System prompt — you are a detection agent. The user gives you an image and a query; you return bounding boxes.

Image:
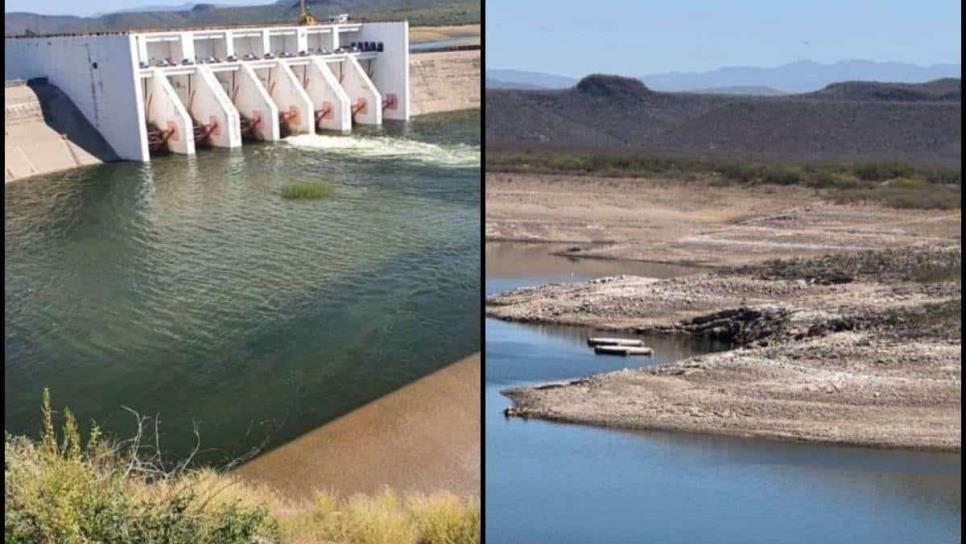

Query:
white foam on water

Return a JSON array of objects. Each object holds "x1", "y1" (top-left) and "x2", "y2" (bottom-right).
[{"x1": 284, "y1": 134, "x2": 480, "y2": 168}]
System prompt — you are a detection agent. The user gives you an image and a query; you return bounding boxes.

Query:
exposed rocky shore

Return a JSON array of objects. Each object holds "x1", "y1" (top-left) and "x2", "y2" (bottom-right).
[{"x1": 490, "y1": 246, "x2": 961, "y2": 451}]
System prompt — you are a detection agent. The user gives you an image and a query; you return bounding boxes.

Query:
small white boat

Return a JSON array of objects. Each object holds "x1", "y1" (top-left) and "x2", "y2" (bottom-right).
[
  {"x1": 587, "y1": 337, "x2": 644, "y2": 347},
  {"x1": 594, "y1": 345, "x2": 653, "y2": 356}
]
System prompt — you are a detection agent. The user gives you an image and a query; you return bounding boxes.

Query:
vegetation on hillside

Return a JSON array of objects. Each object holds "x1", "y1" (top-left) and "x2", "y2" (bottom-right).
[
  {"x1": 486, "y1": 75, "x2": 961, "y2": 165},
  {"x1": 5, "y1": 0, "x2": 480, "y2": 35},
  {"x1": 5, "y1": 390, "x2": 480, "y2": 544},
  {"x1": 487, "y1": 153, "x2": 961, "y2": 210}
]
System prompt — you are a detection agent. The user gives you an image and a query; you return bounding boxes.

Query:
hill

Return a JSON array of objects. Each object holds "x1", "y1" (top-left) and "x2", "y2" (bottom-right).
[
  {"x1": 688, "y1": 85, "x2": 787, "y2": 96},
  {"x1": 486, "y1": 78, "x2": 545, "y2": 90},
  {"x1": 4, "y1": 0, "x2": 480, "y2": 34},
  {"x1": 484, "y1": 69, "x2": 577, "y2": 90},
  {"x1": 486, "y1": 74, "x2": 962, "y2": 164},
  {"x1": 807, "y1": 78, "x2": 961, "y2": 102},
  {"x1": 486, "y1": 61, "x2": 961, "y2": 94},
  {"x1": 642, "y1": 60, "x2": 962, "y2": 93}
]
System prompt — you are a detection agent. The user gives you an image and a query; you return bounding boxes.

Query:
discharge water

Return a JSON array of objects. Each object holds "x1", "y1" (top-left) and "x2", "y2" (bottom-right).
[
  {"x1": 4, "y1": 110, "x2": 480, "y2": 463},
  {"x1": 485, "y1": 242, "x2": 961, "y2": 544}
]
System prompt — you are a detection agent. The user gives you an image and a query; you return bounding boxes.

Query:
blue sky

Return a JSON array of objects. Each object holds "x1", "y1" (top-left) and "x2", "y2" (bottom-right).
[
  {"x1": 5, "y1": 0, "x2": 271, "y2": 17},
  {"x1": 487, "y1": 0, "x2": 962, "y2": 76}
]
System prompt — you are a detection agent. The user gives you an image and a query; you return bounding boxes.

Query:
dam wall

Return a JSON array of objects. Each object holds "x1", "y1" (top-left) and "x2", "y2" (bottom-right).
[
  {"x1": 5, "y1": 82, "x2": 117, "y2": 183},
  {"x1": 410, "y1": 49, "x2": 480, "y2": 115},
  {"x1": 6, "y1": 21, "x2": 410, "y2": 162},
  {"x1": 357, "y1": 21, "x2": 410, "y2": 121},
  {"x1": 5, "y1": 35, "x2": 149, "y2": 162},
  {"x1": 6, "y1": 27, "x2": 476, "y2": 180}
]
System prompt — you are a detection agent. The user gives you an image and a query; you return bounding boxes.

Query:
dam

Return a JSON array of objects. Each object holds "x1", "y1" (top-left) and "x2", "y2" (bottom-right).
[{"x1": 5, "y1": 20, "x2": 410, "y2": 161}]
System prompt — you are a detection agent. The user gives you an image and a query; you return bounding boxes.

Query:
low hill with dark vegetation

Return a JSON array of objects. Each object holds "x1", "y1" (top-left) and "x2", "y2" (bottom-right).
[
  {"x1": 486, "y1": 74, "x2": 962, "y2": 165},
  {"x1": 807, "y1": 78, "x2": 961, "y2": 102},
  {"x1": 4, "y1": 0, "x2": 479, "y2": 34}
]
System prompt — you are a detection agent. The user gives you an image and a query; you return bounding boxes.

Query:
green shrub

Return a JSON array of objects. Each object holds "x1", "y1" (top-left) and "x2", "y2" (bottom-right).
[
  {"x1": 804, "y1": 166, "x2": 858, "y2": 188},
  {"x1": 852, "y1": 162, "x2": 915, "y2": 181},
  {"x1": 547, "y1": 155, "x2": 588, "y2": 171},
  {"x1": 4, "y1": 390, "x2": 276, "y2": 544},
  {"x1": 884, "y1": 177, "x2": 930, "y2": 190},
  {"x1": 717, "y1": 163, "x2": 763, "y2": 182},
  {"x1": 280, "y1": 182, "x2": 333, "y2": 200},
  {"x1": 6, "y1": 392, "x2": 482, "y2": 544},
  {"x1": 923, "y1": 167, "x2": 961, "y2": 185},
  {"x1": 762, "y1": 166, "x2": 803, "y2": 185},
  {"x1": 830, "y1": 183, "x2": 960, "y2": 210}
]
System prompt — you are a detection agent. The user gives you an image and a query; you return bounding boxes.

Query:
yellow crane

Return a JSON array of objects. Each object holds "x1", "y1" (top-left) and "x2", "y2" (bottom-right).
[{"x1": 297, "y1": 0, "x2": 317, "y2": 25}]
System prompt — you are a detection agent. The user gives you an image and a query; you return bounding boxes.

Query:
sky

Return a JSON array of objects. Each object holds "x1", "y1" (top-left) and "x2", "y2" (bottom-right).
[
  {"x1": 487, "y1": 0, "x2": 962, "y2": 76},
  {"x1": 5, "y1": 0, "x2": 272, "y2": 17}
]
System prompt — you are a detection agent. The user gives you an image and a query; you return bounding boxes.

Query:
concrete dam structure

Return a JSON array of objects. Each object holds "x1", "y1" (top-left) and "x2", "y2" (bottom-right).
[
  {"x1": 5, "y1": 80, "x2": 119, "y2": 182},
  {"x1": 5, "y1": 20, "x2": 410, "y2": 162},
  {"x1": 410, "y1": 49, "x2": 480, "y2": 115}
]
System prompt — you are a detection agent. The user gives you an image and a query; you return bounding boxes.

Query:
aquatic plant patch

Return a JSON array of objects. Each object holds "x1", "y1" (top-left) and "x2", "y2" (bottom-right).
[{"x1": 280, "y1": 182, "x2": 333, "y2": 200}]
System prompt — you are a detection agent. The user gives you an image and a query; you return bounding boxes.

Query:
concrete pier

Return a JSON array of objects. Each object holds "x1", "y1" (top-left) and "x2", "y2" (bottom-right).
[
  {"x1": 297, "y1": 58, "x2": 351, "y2": 133},
  {"x1": 214, "y1": 63, "x2": 280, "y2": 142},
  {"x1": 251, "y1": 61, "x2": 314, "y2": 137},
  {"x1": 144, "y1": 69, "x2": 195, "y2": 155},
  {"x1": 340, "y1": 55, "x2": 382, "y2": 126}
]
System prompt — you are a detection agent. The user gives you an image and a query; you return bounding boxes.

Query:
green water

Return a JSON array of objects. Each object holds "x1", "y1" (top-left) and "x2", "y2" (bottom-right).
[{"x1": 5, "y1": 111, "x2": 480, "y2": 463}]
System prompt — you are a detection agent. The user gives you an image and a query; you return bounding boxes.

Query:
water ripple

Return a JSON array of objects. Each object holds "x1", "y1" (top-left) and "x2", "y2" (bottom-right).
[{"x1": 5, "y1": 112, "x2": 481, "y2": 461}]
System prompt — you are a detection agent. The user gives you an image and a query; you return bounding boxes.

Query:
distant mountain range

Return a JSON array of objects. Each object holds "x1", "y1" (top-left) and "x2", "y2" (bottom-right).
[
  {"x1": 643, "y1": 60, "x2": 962, "y2": 94},
  {"x1": 485, "y1": 78, "x2": 545, "y2": 91},
  {"x1": 5, "y1": 0, "x2": 479, "y2": 34},
  {"x1": 487, "y1": 60, "x2": 962, "y2": 95},
  {"x1": 486, "y1": 74, "x2": 961, "y2": 164},
  {"x1": 485, "y1": 69, "x2": 578, "y2": 90},
  {"x1": 90, "y1": 3, "x2": 253, "y2": 16},
  {"x1": 682, "y1": 85, "x2": 787, "y2": 96}
]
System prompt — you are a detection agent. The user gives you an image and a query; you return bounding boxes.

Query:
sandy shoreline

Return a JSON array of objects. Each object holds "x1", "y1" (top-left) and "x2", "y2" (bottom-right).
[
  {"x1": 236, "y1": 354, "x2": 480, "y2": 498},
  {"x1": 487, "y1": 174, "x2": 961, "y2": 451},
  {"x1": 485, "y1": 172, "x2": 960, "y2": 266},
  {"x1": 410, "y1": 24, "x2": 480, "y2": 44}
]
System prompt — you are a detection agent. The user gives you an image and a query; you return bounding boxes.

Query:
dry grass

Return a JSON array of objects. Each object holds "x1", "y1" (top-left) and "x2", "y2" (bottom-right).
[
  {"x1": 5, "y1": 391, "x2": 480, "y2": 544},
  {"x1": 828, "y1": 177, "x2": 961, "y2": 210},
  {"x1": 486, "y1": 153, "x2": 961, "y2": 210}
]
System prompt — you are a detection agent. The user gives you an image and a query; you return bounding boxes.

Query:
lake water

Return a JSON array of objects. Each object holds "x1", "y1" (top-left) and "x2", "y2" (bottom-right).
[
  {"x1": 5, "y1": 111, "x2": 480, "y2": 463},
  {"x1": 485, "y1": 243, "x2": 961, "y2": 544}
]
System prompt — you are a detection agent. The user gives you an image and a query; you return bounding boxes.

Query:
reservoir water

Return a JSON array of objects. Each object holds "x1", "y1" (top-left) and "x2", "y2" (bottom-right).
[
  {"x1": 485, "y1": 242, "x2": 961, "y2": 544},
  {"x1": 5, "y1": 111, "x2": 480, "y2": 462},
  {"x1": 410, "y1": 36, "x2": 480, "y2": 52}
]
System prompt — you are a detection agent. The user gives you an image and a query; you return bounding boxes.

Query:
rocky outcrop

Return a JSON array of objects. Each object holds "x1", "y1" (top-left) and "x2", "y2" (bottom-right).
[{"x1": 489, "y1": 246, "x2": 961, "y2": 450}]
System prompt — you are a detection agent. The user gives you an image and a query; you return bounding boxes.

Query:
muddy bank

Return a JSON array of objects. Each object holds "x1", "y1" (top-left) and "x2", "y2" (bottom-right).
[
  {"x1": 485, "y1": 173, "x2": 961, "y2": 267},
  {"x1": 491, "y1": 247, "x2": 961, "y2": 451},
  {"x1": 236, "y1": 354, "x2": 480, "y2": 498}
]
